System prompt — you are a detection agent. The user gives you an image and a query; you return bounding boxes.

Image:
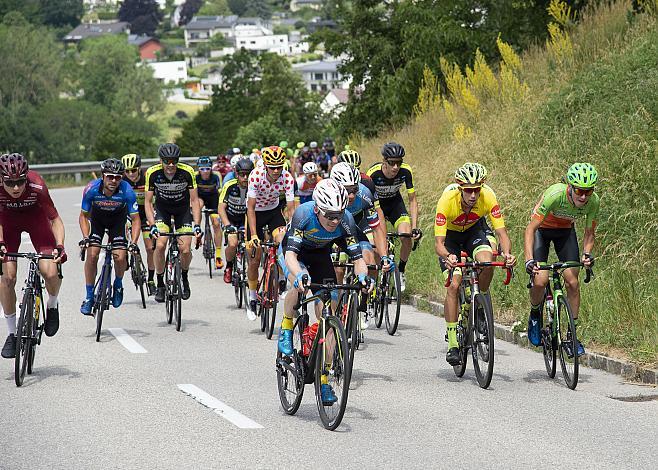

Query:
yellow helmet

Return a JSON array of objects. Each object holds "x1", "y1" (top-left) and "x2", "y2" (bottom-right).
[
  {"x1": 262, "y1": 146, "x2": 286, "y2": 167},
  {"x1": 121, "y1": 153, "x2": 141, "y2": 170}
]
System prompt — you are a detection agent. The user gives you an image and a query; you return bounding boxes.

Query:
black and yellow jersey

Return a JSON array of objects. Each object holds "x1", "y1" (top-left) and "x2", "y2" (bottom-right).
[
  {"x1": 195, "y1": 172, "x2": 221, "y2": 196},
  {"x1": 366, "y1": 162, "x2": 415, "y2": 200},
  {"x1": 219, "y1": 178, "x2": 247, "y2": 220},
  {"x1": 122, "y1": 169, "x2": 146, "y2": 206},
  {"x1": 145, "y1": 163, "x2": 196, "y2": 208}
]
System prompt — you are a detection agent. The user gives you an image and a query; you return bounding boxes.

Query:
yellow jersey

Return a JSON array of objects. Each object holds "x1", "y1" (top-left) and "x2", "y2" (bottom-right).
[{"x1": 434, "y1": 185, "x2": 505, "y2": 237}]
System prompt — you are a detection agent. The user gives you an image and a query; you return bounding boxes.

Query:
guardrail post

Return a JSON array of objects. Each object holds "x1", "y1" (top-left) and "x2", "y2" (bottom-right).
[{"x1": 75, "y1": 172, "x2": 82, "y2": 183}]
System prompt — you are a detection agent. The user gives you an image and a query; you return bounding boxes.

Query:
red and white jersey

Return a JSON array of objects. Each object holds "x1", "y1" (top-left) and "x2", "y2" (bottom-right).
[
  {"x1": 0, "y1": 170, "x2": 59, "y2": 223},
  {"x1": 247, "y1": 167, "x2": 295, "y2": 211}
]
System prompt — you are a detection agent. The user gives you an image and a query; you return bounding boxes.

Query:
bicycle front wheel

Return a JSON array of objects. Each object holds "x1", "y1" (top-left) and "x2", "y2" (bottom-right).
[
  {"x1": 384, "y1": 268, "x2": 402, "y2": 335},
  {"x1": 234, "y1": 252, "x2": 243, "y2": 308},
  {"x1": 15, "y1": 291, "x2": 33, "y2": 387},
  {"x1": 345, "y1": 293, "x2": 359, "y2": 381},
  {"x1": 276, "y1": 317, "x2": 306, "y2": 415},
  {"x1": 314, "y1": 315, "x2": 350, "y2": 431},
  {"x1": 27, "y1": 294, "x2": 41, "y2": 375},
  {"x1": 453, "y1": 305, "x2": 468, "y2": 378},
  {"x1": 557, "y1": 295, "x2": 579, "y2": 390},
  {"x1": 471, "y1": 293, "x2": 494, "y2": 389},
  {"x1": 174, "y1": 263, "x2": 183, "y2": 332},
  {"x1": 165, "y1": 259, "x2": 174, "y2": 324},
  {"x1": 265, "y1": 263, "x2": 278, "y2": 340},
  {"x1": 541, "y1": 300, "x2": 557, "y2": 379},
  {"x1": 135, "y1": 256, "x2": 147, "y2": 309},
  {"x1": 373, "y1": 272, "x2": 386, "y2": 329},
  {"x1": 95, "y1": 270, "x2": 111, "y2": 342}
]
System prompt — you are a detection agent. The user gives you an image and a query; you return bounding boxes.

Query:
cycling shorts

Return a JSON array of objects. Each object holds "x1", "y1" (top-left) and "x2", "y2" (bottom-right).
[
  {"x1": 380, "y1": 195, "x2": 410, "y2": 229},
  {"x1": 278, "y1": 244, "x2": 336, "y2": 295},
  {"x1": 248, "y1": 207, "x2": 286, "y2": 240},
  {"x1": 199, "y1": 192, "x2": 219, "y2": 215},
  {"x1": 90, "y1": 211, "x2": 128, "y2": 249},
  {"x1": 533, "y1": 227, "x2": 579, "y2": 263},
  {"x1": 439, "y1": 224, "x2": 492, "y2": 280},
  {"x1": 2, "y1": 211, "x2": 59, "y2": 261},
  {"x1": 154, "y1": 204, "x2": 193, "y2": 233}
]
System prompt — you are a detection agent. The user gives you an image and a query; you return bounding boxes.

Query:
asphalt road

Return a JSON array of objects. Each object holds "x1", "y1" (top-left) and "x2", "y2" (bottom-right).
[{"x1": 1, "y1": 186, "x2": 656, "y2": 469}]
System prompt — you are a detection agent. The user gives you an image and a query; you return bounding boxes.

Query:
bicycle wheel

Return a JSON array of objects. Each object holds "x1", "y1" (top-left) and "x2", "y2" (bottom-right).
[
  {"x1": 134, "y1": 255, "x2": 147, "y2": 309},
  {"x1": 234, "y1": 252, "x2": 243, "y2": 308},
  {"x1": 95, "y1": 267, "x2": 111, "y2": 343},
  {"x1": 384, "y1": 268, "x2": 402, "y2": 335},
  {"x1": 203, "y1": 227, "x2": 213, "y2": 279},
  {"x1": 314, "y1": 315, "x2": 350, "y2": 431},
  {"x1": 345, "y1": 293, "x2": 359, "y2": 381},
  {"x1": 374, "y1": 272, "x2": 386, "y2": 329},
  {"x1": 174, "y1": 262, "x2": 183, "y2": 332},
  {"x1": 541, "y1": 299, "x2": 557, "y2": 379},
  {"x1": 27, "y1": 294, "x2": 41, "y2": 375},
  {"x1": 557, "y1": 295, "x2": 579, "y2": 390},
  {"x1": 453, "y1": 300, "x2": 469, "y2": 378},
  {"x1": 276, "y1": 316, "x2": 306, "y2": 415},
  {"x1": 165, "y1": 258, "x2": 174, "y2": 325},
  {"x1": 265, "y1": 263, "x2": 278, "y2": 340},
  {"x1": 471, "y1": 293, "x2": 495, "y2": 389},
  {"x1": 14, "y1": 291, "x2": 33, "y2": 387}
]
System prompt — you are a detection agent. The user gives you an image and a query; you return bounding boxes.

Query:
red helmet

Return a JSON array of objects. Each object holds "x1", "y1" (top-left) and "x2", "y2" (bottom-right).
[{"x1": 0, "y1": 153, "x2": 29, "y2": 179}]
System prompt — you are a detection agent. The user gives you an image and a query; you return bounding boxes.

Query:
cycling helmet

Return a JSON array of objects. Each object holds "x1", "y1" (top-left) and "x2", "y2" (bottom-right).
[
  {"x1": 235, "y1": 158, "x2": 255, "y2": 173},
  {"x1": 262, "y1": 146, "x2": 286, "y2": 167},
  {"x1": 197, "y1": 156, "x2": 212, "y2": 168},
  {"x1": 337, "y1": 149, "x2": 362, "y2": 169},
  {"x1": 121, "y1": 153, "x2": 141, "y2": 170},
  {"x1": 309, "y1": 141, "x2": 318, "y2": 149},
  {"x1": 313, "y1": 178, "x2": 348, "y2": 212},
  {"x1": 101, "y1": 158, "x2": 124, "y2": 175},
  {"x1": 381, "y1": 142, "x2": 405, "y2": 159},
  {"x1": 230, "y1": 155, "x2": 241, "y2": 168},
  {"x1": 566, "y1": 162, "x2": 598, "y2": 188},
  {"x1": 454, "y1": 162, "x2": 487, "y2": 187},
  {"x1": 279, "y1": 140, "x2": 289, "y2": 149},
  {"x1": 323, "y1": 138, "x2": 334, "y2": 149},
  {"x1": 158, "y1": 143, "x2": 180, "y2": 159},
  {"x1": 0, "y1": 153, "x2": 29, "y2": 179},
  {"x1": 296, "y1": 141, "x2": 305, "y2": 150},
  {"x1": 302, "y1": 162, "x2": 318, "y2": 174},
  {"x1": 330, "y1": 162, "x2": 361, "y2": 186},
  {"x1": 226, "y1": 148, "x2": 235, "y2": 157},
  {"x1": 232, "y1": 147, "x2": 241, "y2": 155}
]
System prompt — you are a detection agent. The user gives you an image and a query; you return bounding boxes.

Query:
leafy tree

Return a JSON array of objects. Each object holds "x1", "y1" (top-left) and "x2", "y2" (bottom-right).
[
  {"x1": 179, "y1": 0, "x2": 203, "y2": 26},
  {"x1": 227, "y1": 0, "x2": 248, "y2": 16},
  {"x1": 244, "y1": 0, "x2": 272, "y2": 20},
  {"x1": 40, "y1": 0, "x2": 84, "y2": 28},
  {"x1": 199, "y1": 0, "x2": 231, "y2": 16},
  {"x1": 234, "y1": 115, "x2": 286, "y2": 150},
  {"x1": 118, "y1": 0, "x2": 163, "y2": 35},
  {"x1": 94, "y1": 116, "x2": 160, "y2": 159}
]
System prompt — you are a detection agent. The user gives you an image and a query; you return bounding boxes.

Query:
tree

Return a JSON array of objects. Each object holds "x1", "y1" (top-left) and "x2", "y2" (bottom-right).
[
  {"x1": 244, "y1": 0, "x2": 272, "y2": 20},
  {"x1": 179, "y1": 0, "x2": 203, "y2": 26},
  {"x1": 199, "y1": 0, "x2": 231, "y2": 16},
  {"x1": 118, "y1": 0, "x2": 163, "y2": 36},
  {"x1": 40, "y1": 0, "x2": 84, "y2": 28},
  {"x1": 227, "y1": 0, "x2": 248, "y2": 16}
]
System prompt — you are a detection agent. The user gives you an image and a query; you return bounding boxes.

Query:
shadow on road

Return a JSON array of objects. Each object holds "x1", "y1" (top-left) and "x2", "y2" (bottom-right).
[
  {"x1": 349, "y1": 370, "x2": 394, "y2": 391},
  {"x1": 5, "y1": 365, "x2": 82, "y2": 387}
]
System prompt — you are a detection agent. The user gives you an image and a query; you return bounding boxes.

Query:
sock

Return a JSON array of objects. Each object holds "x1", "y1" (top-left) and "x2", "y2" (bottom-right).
[
  {"x1": 85, "y1": 284, "x2": 94, "y2": 299},
  {"x1": 281, "y1": 315, "x2": 294, "y2": 330},
  {"x1": 148, "y1": 269, "x2": 154, "y2": 281},
  {"x1": 182, "y1": 269, "x2": 188, "y2": 279},
  {"x1": 250, "y1": 290, "x2": 257, "y2": 301},
  {"x1": 446, "y1": 322, "x2": 458, "y2": 349},
  {"x1": 248, "y1": 279, "x2": 258, "y2": 291},
  {"x1": 47, "y1": 294, "x2": 58, "y2": 308},
  {"x1": 227, "y1": 260, "x2": 234, "y2": 269},
  {"x1": 157, "y1": 273, "x2": 164, "y2": 287},
  {"x1": 5, "y1": 314, "x2": 17, "y2": 336},
  {"x1": 113, "y1": 276, "x2": 123, "y2": 288},
  {"x1": 530, "y1": 303, "x2": 541, "y2": 319},
  {"x1": 398, "y1": 259, "x2": 407, "y2": 273},
  {"x1": 215, "y1": 247, "x2": 221, "y2": 258},
  {"x1": 320, "y1": 373, "x2": 328, "y2": 385}
]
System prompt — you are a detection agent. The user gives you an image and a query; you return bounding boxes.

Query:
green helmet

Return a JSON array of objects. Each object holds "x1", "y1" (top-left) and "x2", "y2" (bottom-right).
[
  {"x1": 337, "y1": 149, "x2": 362, "y2": 169},
  {"x1": 279, "y1": 140, "x2": 288, "y2": 149},
  {"x1": 566, "y1": 163, "x2": 598, "y2": 188}
]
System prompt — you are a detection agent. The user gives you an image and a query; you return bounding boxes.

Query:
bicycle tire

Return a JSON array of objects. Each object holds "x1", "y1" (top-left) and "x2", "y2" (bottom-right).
[
  {"x1": 276, "y1": 316, "x2": 306, "y2": 415},
  {"x1": 95, "y1": 265, "x2": 111, "y2": 343},
  {"x1": 265, "y1": 263, "x2": 278, "y2": 340},
  {"x1": 541, "y1": 298, "x2": 557, "y2": 379},
  {"x1": 165, "y1": 257, "x2": 174, "y2": 324},
  {"x1": 471, "y1": 293, "x2": 494, "y2": 389},
  {"x1": 557, "y1": 295, "x2": 579, "y2": 390},
  {"x1": 453, "y1": 294, "x2": 468, "y2": 378},
  {"x1": 234, "y1": 252, "x2": 243, "y2": 308},
  {"x1": 374, "y1": 271, "x2": 386, "y2": 329},
  {"x1": 27, "y1": 294, "x2": 41, "y2": 375},
  {"x1": 14, "y1": 291, "x2": 33, "y2": 387},
  {"x1": 314, "y1": 315, "x2": 350, "y2": 431},
  {"x1": 384, "y1": 268, "x2": 402, "y2": 335},
  {"x1": 345, "y1": 293, "x2": 359, "y2": 381},
  {"x1": 175, "y1": 262, "x2": 183, "y2": 332}
]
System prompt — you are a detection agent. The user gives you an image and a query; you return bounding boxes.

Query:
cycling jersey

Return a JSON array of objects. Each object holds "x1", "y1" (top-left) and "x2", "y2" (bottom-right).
[
  {"x1": 347, "y1": 183, "x2": 379, "y2": 229},
  {"x1": 532, "y1": 183, "x2": 599, "y2": 229},
  {"x1": 223, "y1": 171, "x2": 235, "y2": 186},
  {"x1": 145, "y1": 163, "x2": 196, "y2": 208},
  {"x1": 247, "y1": 166, "x2": 295, "y2": 211},
  {"x1": 220, "y1": 178, "x2": 247, "y2": 224},
  {"x1": 366, "y1": 163, "x2": 415, "y2": 200},
  {"x1": 123, "y1": 170, "x2": 146, "y2": 206},
  {"x1": 195, "y1": 172, "x2": 221, "y2": 196},
  {"x1": 360, "y1": 172, "x2": 377, "y2": 200},
  {"x1": 295, "y1": 175, "x2": 322, "y2": 205},
  {"x1": 0, "y1": 170, "x2": 59, "y2": 221},
  {"x1": 434, "y1": 185, "x2": 505, "y2": 237},
  {"x1": 81, "y1": 179, "x2": 138, "y2": 217}
]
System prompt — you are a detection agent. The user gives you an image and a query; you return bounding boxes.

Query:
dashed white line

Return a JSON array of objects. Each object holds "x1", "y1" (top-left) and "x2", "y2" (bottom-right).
[
  {"x1": 108, "y1": 328, "x2": 148, "y2": 353},
  {"x1": 177, "y1": 384, "x2": 263, "y2": 429}
]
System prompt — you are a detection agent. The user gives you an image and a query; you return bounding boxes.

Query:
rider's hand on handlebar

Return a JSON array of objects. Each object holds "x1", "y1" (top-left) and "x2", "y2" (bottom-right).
[
  {"x1": 128, "y1": 242, "x2": 139, "y2": 254},
  {"x1": 381, "y1": 255, "x2": 395, "y2": 272},
  {"x1": 444, "y1": 254, "x2": 459, "y2": 270},
  {"x1": 411, "y1": 228, "x2": 423, "y2": 240},
  {"x1": 247, "y1": 235, "x2": 260, "y2": 250},
  {"x1": 357, "y1": 273, "x2": 375, "y2": 293},
  {"x1": 224, "y1": 224, "x2": 237, "y2": 234},
  {"x1": 502, "y1": 252, "x2": 517, "y2": 268},
  {"x1": 149, "y1": 225, "x2": 160, "y2": 239},
  {"x1": 52, "y1": 244, "x2": 65, "y2": 263},
  {"x1": 582, "y1": 252, "x2": 595, "y2": 268},
  {"x1": 0, "y1": 241, "x2": 6, "y2": 261},
  {"x1": 293, "y1": 272, "x2": 308, "y2": 293},
  {"x1": 78, "y1": 238, "x2": 90, "y2": 249},
  {"x1": 193, "y1": 224, "x2": 202, "y2": 238},
  {"x1": 525, "y1": 259, "x2": 538, "y2": 275}
]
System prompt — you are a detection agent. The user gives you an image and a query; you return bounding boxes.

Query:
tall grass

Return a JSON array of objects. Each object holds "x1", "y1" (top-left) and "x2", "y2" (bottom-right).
[{"x1": 356, "y1": 1, "x2": 658, "y2": 365}]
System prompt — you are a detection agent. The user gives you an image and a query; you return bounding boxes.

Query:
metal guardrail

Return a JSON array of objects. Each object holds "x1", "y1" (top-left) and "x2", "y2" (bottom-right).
[{"x1": 31, "y1": 157, "x2": 199, "y2": 176}]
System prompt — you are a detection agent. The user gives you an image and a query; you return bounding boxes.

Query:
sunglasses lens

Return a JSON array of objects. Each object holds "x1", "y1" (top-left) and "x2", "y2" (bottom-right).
[
  {"x1": 4, "y1": 178, "x2": 26, "y2": 186},
  {"x1": 574, "y1": 187, "x2": 593, "y2": 196}
]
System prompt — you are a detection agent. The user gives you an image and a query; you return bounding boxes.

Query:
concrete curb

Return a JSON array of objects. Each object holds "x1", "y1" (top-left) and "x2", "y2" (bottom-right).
[{"x1": 407, "y1": 294, "x2": 658, "y2": 386}]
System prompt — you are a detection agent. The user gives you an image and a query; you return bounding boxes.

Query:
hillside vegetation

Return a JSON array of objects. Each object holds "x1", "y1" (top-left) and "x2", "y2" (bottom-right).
[{"x1": 356, "y1": 1, "x2": 658, "y2": 365}]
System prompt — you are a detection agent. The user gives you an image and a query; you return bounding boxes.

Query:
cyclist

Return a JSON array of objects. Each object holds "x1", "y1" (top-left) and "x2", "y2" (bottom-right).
[
  {"x1": 366, "y1": 142, "x2": 422, "y2": 291},
  {"x1": 434, "y1": 163, "x2": 516, "y2": 366},
  {"x1": 196, "y1": 156, "x2": 224, "y2": 269},
  {"x1": 277, "y1": 178, "x2": 373, "y2": 404},
  {"x1": 223, "y1": 155, "x2": 242, "y2": 186},
  {"x1": 279, "y1": 140, "x2": 295, "y2": 174},
  {"x1": 121, "y1": 153, "x2": 156, "y2": 293},
  {"x1": 245, "y1": 145, "x2": 295, "y2": 320},
  {"x1": 295, "y1": 145, "x2": 312, "y2": 175},
  {"x1": 212, "y1": 153, "x2": 230, "y2": 178},
  {"x1": 219, "y1": 158, "x2": 253, "y2": 283},
  {"x1": 79, "y1": 159, "x2": 140, "y2": 315},
  {"x1": 145, "y1": 143, "x2": 202, "y2": 302},
  {"x1": 295, "y1": 162, "x2": 322, "y2": 207},
  {"x1": 0, "y1": 153, "x2": 66, "y2": 359},
  {"x1": 524, "y1": 163, "x2": 599, "y2": 357},
  {"x1": 337, "y1": 149, "x2": 376, "y2": 199}
]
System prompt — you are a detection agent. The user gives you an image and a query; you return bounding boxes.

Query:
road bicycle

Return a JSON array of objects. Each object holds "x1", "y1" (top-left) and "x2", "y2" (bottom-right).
[
  {"x1": 528, "y1": 261, "x2": 593, "y2": 390},
  {"x1": 275, "y1": 278, "x2": 361, "y2": 431},
  {"x1": 1, "y1": 253, "x2": 62, "y2": 387},
  {"x1": 446, "y1": 254, "x2": 513, "y2": 389},
  {"x1": 226, "y1": 228, "x2": 248, "y2": 310},
  {"x1": 201, "y1": 208, "x2": 216, "y2": 279},
  {"x1": 254, "y1": 227, "x2": 279, "y2": 339},
  {"x1": 128, "y1": 246, "x2": 148, "y2": 309},
  {"x1": 159, "y1": 231, "x2": 195, "y2": 332}
]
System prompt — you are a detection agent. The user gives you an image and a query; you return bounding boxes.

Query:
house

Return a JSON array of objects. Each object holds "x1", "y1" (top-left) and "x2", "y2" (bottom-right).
[
  {"x1": 183, "y1": 15, "x2": 238, "y2": 48},
  {"x1": 292, "y1": 60, "x2": 346, "y2": 93},
  {"x1": 128, "y1": 35, "x2": 163, "y2": 61},
  {"x1": 290, "y1": 0, "x2": 323, "y2": 12},
  {"x1": 321, "y1": 88, "x2": 349, "y2": 115},
  {"x1": 63, "y1": 21, "x2": 130, "y2": 44},
  {"x1": 147, "y1": 61, "x2": 188, "y2": 85},
  {"x1": 233, "y1": 24, "x2": 288, "y2": 55}
]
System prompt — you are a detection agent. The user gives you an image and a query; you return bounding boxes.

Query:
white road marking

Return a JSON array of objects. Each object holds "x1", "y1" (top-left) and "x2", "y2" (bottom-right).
[
  {"x1": 177, "y1": 384, "x2": 263, "y2": 429},
  {"x1": 108, "y1": 328, "x2": 148, "y2": 353}
]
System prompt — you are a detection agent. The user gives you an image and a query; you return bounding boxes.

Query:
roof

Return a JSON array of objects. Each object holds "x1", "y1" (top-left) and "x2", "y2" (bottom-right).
[
  {"x1": 293, "y1": 60, "x2": 341, "y2": 73},
  {"x1": 183, "y1": 15, "x2": 238, "y2": 30},
  {"x1": 295, "y1": 0, "x2": 323, "y2": 4},
  {"x1": 327, "y1": 88, "x2": 348, "y2": 104},
  {"x1": 127, "y1": 35, "x2": 159, "y2": 47},
  {"x1": 64, "y1": 21, "x2": 129, "y2": 41}
]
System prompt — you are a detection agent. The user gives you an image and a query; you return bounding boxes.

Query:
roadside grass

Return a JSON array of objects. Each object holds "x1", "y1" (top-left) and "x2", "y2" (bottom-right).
[
  {"x1": 150, "y1": 102, "x2": 207, "y2": 142},
  {"x1": 357, "y1": 1, "x2": 658, "y2": 365}
]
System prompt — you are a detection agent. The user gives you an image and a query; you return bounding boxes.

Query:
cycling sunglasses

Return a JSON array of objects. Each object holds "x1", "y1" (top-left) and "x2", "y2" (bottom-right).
[
  {"x1": 3, "y1": 177, "x2": 27, "y2": 187},
  {"x1": 162, "y1": 158, "x2": 179, "y2": 166},
  {"x1": 237, "y1": 172, "x2": 250, "y2": 177},
  {"x1": 319, "y1": 208, "x2": 344, "y2": 222},
  {"x1": 198, "y1": 166, "x2": 212, "y2": 171},
  {"x1": 572, "y1": 186, "x2": 594, "y2": 196},
  {"x1": 104, "y1": 174, "x2": 122, "y2": 181},
  {"x1": 125, "y1": 168, "x2": 139, "y2": 174},
  {"x1": 385, "y1": 159, "x2": 403, "y2": 168},
  {"x1": 344, "y1": 185, "x2": 359, "y2": 195}
]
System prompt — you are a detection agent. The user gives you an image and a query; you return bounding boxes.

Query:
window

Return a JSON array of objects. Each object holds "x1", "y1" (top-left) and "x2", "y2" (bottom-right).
[
  {"x1": 314, "y1": 73, "x2": 324, "y2": 81},
  {"x1": 320, "y1": 84, "x2": 328, "y2": 92},
  {"x1": 311, "y1": 84, "x2": 317, "y2": 91}
]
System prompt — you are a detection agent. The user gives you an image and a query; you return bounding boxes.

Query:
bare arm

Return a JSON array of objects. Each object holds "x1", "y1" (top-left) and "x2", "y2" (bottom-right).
[
  {"x1": 582, "y1": 227, "x2": 595, "y2": 254},
  {"x1": 79, "y1": 211, "x2": 90, "y2": 239},
  {"x1": 130, "y1": 213, "x2": 141, "y2": 244},
  {"x1": 524, "y1": 218, "x2": 542, "y2": 262},
  {"x1": 218, "y1": 202, "x2": 231, "y2": 227},
  {"x1": 145, "y1": 190, "x2": 155, "y2": 227},
  {"x1": 49, "y1": 216, "x2": 65, "y2": 246},
  {"x1": 247, "y1": 197, "x2": 258, "y2": 239},
  {"x1": 408, "y1": 192, "x2": 418, "y2": 230},
  {"x1": 434, "y1": 235, "x2": 451, "y2": 260},
  {"x1": 374, "y1": 210, "x2": 388, "y2": 258},
  {"x1": 285, "y1": 201, "x2": 295, "y2": 221},
  {"x1": 189, "y1": 188, "x2": 201, "y2": 226}
]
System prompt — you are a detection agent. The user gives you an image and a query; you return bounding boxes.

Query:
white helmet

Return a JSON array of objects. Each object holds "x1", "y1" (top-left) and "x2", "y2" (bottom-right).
[
  {"x1": 313, "y1": 179, "x2": 348, "y2": 212},
  {"x1": 249, "y1": 152, "x2": 259, "y2": 163},
  {"x1": 330, "y1": 162, "x2": 361, "y2": 186},
  {"x1": 309, "y1": 141, "x2": 318, "y2": 149},
  {"x1": 302, "y1": 162, "x2": 318, "y2": 174},
  {"x1": 232, "y1": 147, "x2": 241, "y2": 155},
  {"x1": 230, "y1": 155, "x2": 240, "y2": 168}
]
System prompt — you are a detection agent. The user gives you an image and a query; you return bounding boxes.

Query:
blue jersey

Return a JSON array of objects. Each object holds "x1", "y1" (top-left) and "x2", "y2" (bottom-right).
[
  {"x1": 223, "y1": 171, "x2": 235, "y2": 186},
  {"x1": 284, "y1": 201, "x2": 362, "y2": 260},
  {"x1": 81, "y1": 179, "x2": 138, "y2": 217},
  {"x1": 347, "y1": 183, "x2": 379, "y2": 228}
]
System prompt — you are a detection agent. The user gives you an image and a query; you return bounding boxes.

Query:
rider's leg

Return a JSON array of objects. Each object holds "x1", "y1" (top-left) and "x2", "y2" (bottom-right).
[
  {"x1": 154, "y1": 236, "x2": 167, "y2": 287},
  {"x1": 475, "y1": 249, "x2": 494, "y2": 292},
  {"x1": 0, "y1": 261, "x2": 18, "y2": 333},
  {"x1": 38, "y1": 259, "x2": 62, "y2": 305},
  {"x1": 143, "y1": 232, "x2": 155, "y2": 280},
  {"x1": 84, "y1": 245, "x2": 101, "y2": 298},
  {"x1": 180, "y1": 236, "x2": 193, "y2": 270},
  {"x1": 396, "y1": 219, "x2": 412, "y2": 271},
  {"x1": 563, "y1": 268, "x2": 581, "y2": 318},
  {"x1": 247, "y1": 246, "x2": 262, "y2": 301},
  {"x1": 225, "y1": 233, "x2": 238, "y2": 263},
  {"x1": 211, "y1": 215, "x2": 223, "y2": 262}
]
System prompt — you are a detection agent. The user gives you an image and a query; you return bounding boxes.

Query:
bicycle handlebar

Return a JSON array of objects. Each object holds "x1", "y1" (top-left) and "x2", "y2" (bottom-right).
[
  {"x1": 293, "y1": 274, "x2": 364, "y2": 310},
  {"x1": 526, "y1": 262, "x2": 594, "y2": 288},
  {"x1": 386, "y1": 231, "x2": 422, "y2": 251},
  {"x1": 444, "y1": 262, "x2": 513, "y2": 287},
  {"x1": 0, "y1": 252, "x2": 63, "y2": 279}
]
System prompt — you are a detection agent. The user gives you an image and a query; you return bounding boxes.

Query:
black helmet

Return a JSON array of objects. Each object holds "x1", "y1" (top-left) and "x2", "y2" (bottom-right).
[
  {"x1": 158, "y1": 143, "x2": 181, "y2": 159},
  {"x1": 235, "y1": 158, "x2": 255, "y2": 173},
  {"x1": 226, "y1": 148, "x2": 235, "y2": 157},
  {"x1": 381, "y1": 142, "x2": 405, "y2": 159},
  {"x1": 100, "y1": 158, "x2": 124, "y2": 175}
]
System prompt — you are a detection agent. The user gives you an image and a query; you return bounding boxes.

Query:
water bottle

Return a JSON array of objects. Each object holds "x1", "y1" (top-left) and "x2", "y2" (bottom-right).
[{"x1": 545, "y1": 292, "x2": 554, "y2": 322}]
